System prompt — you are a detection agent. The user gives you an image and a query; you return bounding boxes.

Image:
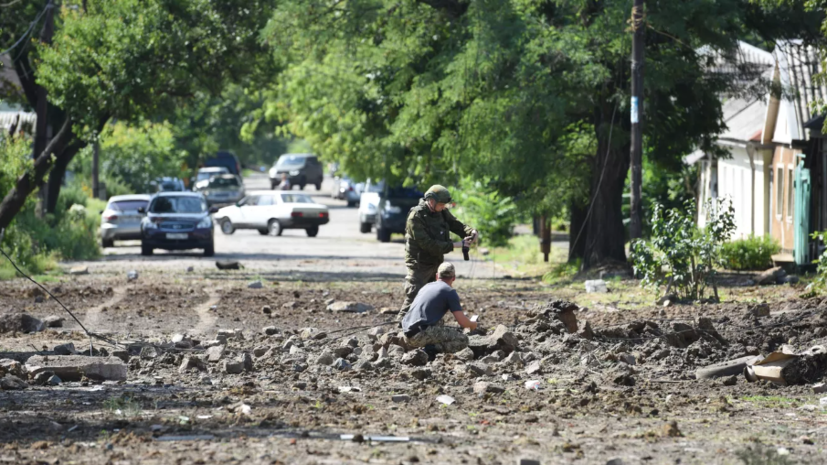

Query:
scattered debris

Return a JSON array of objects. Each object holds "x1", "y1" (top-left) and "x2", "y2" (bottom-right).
[
  {"x1": 696, "y1": 355, "x2": 764, "y2": 380},
  {"x1": 215, "y1": 260, "x2": 241, "y2": 270},
  {"x1": 327, "y1": 301, "x2": 374, "y2": 313},
  {"x1": 756, "y1": 266, "x2": 785, "y2": 285},
  {"x1": 585, "y1": 279, "x2": 608, "y2": 293},
  {"x1": 44, "y1": 315, "x2": 65, "y2": 328},
  {"x1": 127, "y1": 270, "x2": 139, "y2": 281},
  {"x1": 69, "y1": 266, "x2": 89, "y2": 275},
  {"x1": 436, "y1": 395, "x2": 456, "y2": 405},
  {"x1": 0, "y1": 374, "x2": 28, "y2": 390},
  {"x1": 248, "y1": 280, "x2": 263, "y2": 289},
  {"x1": 0, "y1": 313, "x2": 44, "y2": 333},
  {"x1": 25, "y1": 355, "x2": 128, "y2": 382}
]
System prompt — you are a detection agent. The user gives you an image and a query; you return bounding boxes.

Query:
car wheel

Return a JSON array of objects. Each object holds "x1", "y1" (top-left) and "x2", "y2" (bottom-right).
[
  {"x1": 268, "y1": 219, "x2": 283, "y2": 236},
  {"x1": 140, "y1": 242, "x2": 153, "y2": 256},
  {"x1": 270, "y1": 181, "x2": 277, "y2": 190},
  {"x1": 306, "y1": 226, "x2": 319, "y2": 237},
  {"x1": 220, "y1": 219, "x2": 235, "y2": 235},
  {"x1": 360, "y1": 222, "x2": 371, "y2": 234},
  {"x1": 315, "y1": 180, "x2": 322, "y2": 191},
  {"x1": 102, "y1": 238, "x2": 114, "y2": 248},
  {"x1": 347, "y1": 200, "x2": 356, "y2": 207},
  {"x1": 257, "y1": 228, "x2": 269, "y2": 235},
  {"x1": 377, "y1": 227, "x2": 391, "y2": 243},
  {"x1": 203, "y1": 242, "x2": 215, "y2": 257}
]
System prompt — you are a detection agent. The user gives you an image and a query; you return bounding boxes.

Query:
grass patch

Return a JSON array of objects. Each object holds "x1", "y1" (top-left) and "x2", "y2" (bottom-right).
[
  {"x1": 740, "y1": 395, "x2": 798, "y2": 408},
  {"x1": 103, "y1": 394, "x2": 142, "y2": 417},
  {"x1": 486, "y1": 234, "x2": 569, "y2": 279}
]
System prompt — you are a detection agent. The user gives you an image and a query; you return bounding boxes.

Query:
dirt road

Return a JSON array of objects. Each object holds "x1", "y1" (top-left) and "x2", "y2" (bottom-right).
[{"x1": 74, "y1": 173, "x2": 502, "y2": 283}]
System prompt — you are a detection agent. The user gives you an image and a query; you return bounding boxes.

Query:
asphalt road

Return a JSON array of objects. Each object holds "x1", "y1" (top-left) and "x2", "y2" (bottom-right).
[{"x1": 73, "y1": 173, "x2": 503, "y2": 283}]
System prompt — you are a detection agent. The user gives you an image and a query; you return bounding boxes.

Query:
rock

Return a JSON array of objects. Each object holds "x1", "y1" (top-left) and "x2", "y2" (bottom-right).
[
  {"x1": 262, "y1": 305, "x2": 272, "y2": 315},
  {"x1": 140, "y1": 346, "x2": 159, "y2": 359},
  {"x1": 33, "y1": 371, "x2": 55, "y2": 386},
  {"x1": 747, "y1": 303, "x2": 770, "y2": 318},
  {"x1": 69, "y1": 266, "x2": 89, "y2": 275},
  {"x1": 0, "y1": 313, "x2": 44, "y2": 333},
  {"x1": 380, "y1": 308, "x2": 399, "y2": 315},
  {"x1": 206, "y1": 346, "x2": 225, "y2": 363},
  {"x1": 526, "y1": 360, "x2": 542, "y2": 375},
  {"x1": 480, "y1": 248, "x2": 490, "y2": 256},
  {"x1": 518, "y1": 459, "x2": 541, "y2": 465},
  {"x1": 332, "y1": 358, "x2": 352, "y2": 371},
  {"x1": 43, "y1": 316, "x2": 65, "y2": 328},
  {"x1": 216, "y1": 260, "x2": 241, "y2": 270},
  {"x1": 502, "y1": 351, "x2": 523, "y2": 366},
  {"x1": 0, "y1": 374, "x2": 27, "y2": 390},
  {"x1": 474, "y1": 382, "x2": 505, "y2": 395},
  {"x1": 47, "y1": 375, "x2": 61, "y2": 386},
  {"x1": 409, "y1": 368, "x2": 432, "y2": 380},
  {"x1": 333, "y1": 346, "x2": 353, "y2": 358},
  {"x1": 263, "y1": 326, "x2": 278, "y2": 336},
  {"x1": 436, "y1": 395, "x2": 455, "y2": 405},
  {"x1": 127, "y1": 270, "x2": 139, "y2": 281},
  {"x1": 606, "y1": 459, "x2": 624, "y2": 465},
  {"x1": 34, "y1": 295, "x2": 44, "y2": 303},
  {"x1": 782, "y1": 274, "x2": 800, "y2": 284},
  {"x1": 224, "y1": 361, "x2": 244, "y2": 374},
  {"x1": 240, "y1": 352, "x2": 254, "y2": 372},
  {"x1": 111, "y1": 350, "x2": 129, "y2": 363},
  {"x1": 722, "y1": 375, "x2": 738, "y2": 386},
  {"x1": 467, "y1": 362, "x2": 494, "y2": 377},
  {"x1": 315, "y1": 351, "x2": 335, "y2": 366},
  {"x1": 300, "y1": 328, "x2": 322, "y2": 340},
  {"x1": 813, "y1": 383, "x2": 827, "y2": 394},
  {"x1": 53, "y1": 343, "x2": 77, "y2": 356},
  {"x1": 401, "y1": 350, "x2": 428, "y2": 367},
  {"x1": 248, "y1": 280, "x2": 263, "y2": 289},
  {"x1": 200, "y1": 375, "x2": 212, "y2": 385},
  {"x1": 253, "y1": 346, "x2": 269, "y2": 358},
  {"x1": 660, "y1": 420, "x2": 681, "y2": 437},
  {"x1": 618, "y1": 353, "x2": 636, "y2": 366},
  {"x1": 353, "y1": 360, "x2": 373, "y2": 371},
  {"x1": 368, "y1": 326, "x2": 385, "y2": 337},
  {"x1": 171, "y1": 333, "x2": 187, "y2": 343},
  {"x1": 0, "y1": 359, "x2": 26, "y2": 378},
  {"x1": 577, "y1": 321, "x2": 594, "y2": 340},
  {"x1": 455, "y1": 348, "x2": 476, "y2": 361},
  {"x1": 25, "y1": 355, "x2": 127, "y2": 381},
  {"x1": 186, "y1": 266, "x2": 194, "y2": 272},
  {"x1": 326, "y1": 301, "x2": 374, "y2": 313},
  {"x1": 756, "y1": 266, "x2": 784, "y2": 285},
  {"x1": 392, "y1": 394, "x2": 411, "y2": 403},
  {"x1": 179, "y1": 356, "x2": 207, "y2": 373},
  {"x1": 468, "y1": 324, "x2": 518, "y2": 356},
  {"x1": 585, "y1": 279, "x2": 608, "y2": 293}
]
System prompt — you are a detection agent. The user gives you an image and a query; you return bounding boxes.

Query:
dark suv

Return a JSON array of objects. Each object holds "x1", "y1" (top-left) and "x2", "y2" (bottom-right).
[
  {"x1": 375, "y1": 187, "x2": 423, "y2": 242},
  {"x1": 269, "y1": 153, "x2": 324, "y2": 190},
  {"x1": 139, "y1": 192, "x2": 218, "y2": 257},
  {"x1": 204, "y1": 151, "x2": 241, "y2": 176}
]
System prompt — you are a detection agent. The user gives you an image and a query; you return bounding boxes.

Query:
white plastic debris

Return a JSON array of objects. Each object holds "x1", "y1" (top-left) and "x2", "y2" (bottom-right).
[
  {"x1": 584, "y1": 279, "x2": 608, "y2": 293},
  {"x1": 524, "y1": 380, "x2": 541, "y2": 391},
  {"x1": 819, "y1": 397, "x2": 827, "y2": 409},
  {"x1": 436, "y1": 395, "x2": 455, "y2": 405}
]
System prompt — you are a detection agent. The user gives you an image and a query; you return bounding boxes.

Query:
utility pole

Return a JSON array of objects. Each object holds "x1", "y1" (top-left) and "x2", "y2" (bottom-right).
[{"x1": 629, "y1": 0, "x2": 645, "y2": 241}]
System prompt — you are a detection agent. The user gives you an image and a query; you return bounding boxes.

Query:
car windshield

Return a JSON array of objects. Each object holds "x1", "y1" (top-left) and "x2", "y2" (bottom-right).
[
  {"x1": 150, "y1": 196, "x2": 206, "y2": 214},
  {"x1": 108, "y1": 200, "x2": 148, "y2": 212},
  {"x1": 276, "y1": 155, "x2": 307, "y2": 167},
  {"x1": 280, "y1": 194, "x2": 313, "y2": 204},
  {"x1": 208, "y1": 177, "x2": 240, "y2": 188}
]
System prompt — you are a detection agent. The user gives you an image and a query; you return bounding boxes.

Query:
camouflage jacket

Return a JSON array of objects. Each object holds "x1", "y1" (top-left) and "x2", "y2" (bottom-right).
[{"x1": 405, "y1": 199, "x2": 474, "y2": 265}]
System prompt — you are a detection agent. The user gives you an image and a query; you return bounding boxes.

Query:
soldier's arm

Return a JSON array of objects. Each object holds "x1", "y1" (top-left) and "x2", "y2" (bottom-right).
[
  {"x1": 409, "y1": 213, "x2": 454, "y2": 255},
  {"x1": 444, "y1": 209, "x2": 475, "y2": 239}
]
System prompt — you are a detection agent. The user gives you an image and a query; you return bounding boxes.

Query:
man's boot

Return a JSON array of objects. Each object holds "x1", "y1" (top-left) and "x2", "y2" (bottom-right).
[{"x1": 423, "y1": 344, "x2": 438, "y2": 361}]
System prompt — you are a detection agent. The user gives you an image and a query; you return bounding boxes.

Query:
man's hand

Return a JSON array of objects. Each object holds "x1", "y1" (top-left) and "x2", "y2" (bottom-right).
[
  {"x1": 470, "y1": 325, "x2": 487, "y2": 336},
  {"x1": 470, "y1": 230, "x2": 479, "y2": 244}
]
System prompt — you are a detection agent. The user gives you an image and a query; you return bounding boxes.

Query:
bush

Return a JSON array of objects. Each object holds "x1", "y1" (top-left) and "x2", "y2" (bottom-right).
[
  {"x1": 631, "y1": 199, "x2": 735, "y2": 301},
  {"x1": 453, "y1": 177, "x2": 519, "y2": 247},
  {"x1": 720, "y1": 235, "x2": 780, "y2": 271}
]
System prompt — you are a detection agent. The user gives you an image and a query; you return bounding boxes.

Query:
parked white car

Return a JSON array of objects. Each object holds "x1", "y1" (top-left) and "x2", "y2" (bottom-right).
[
  {"x1": 99, "y1": 194, "x2": 151, "y2": 247},
  {"x1": 358, "y1": 179, "x2": 384, "y2": 233},
  {"x1": 215, "y1": 191, "x2": 329, "y2": 237}
]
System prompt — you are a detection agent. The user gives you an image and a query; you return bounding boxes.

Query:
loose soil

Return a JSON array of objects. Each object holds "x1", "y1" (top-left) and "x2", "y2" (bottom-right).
[{"x1": 1, "y1": 273, "x2": 826, "y2": 465}]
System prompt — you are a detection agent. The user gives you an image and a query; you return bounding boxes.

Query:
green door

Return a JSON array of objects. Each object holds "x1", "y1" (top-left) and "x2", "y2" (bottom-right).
[{"x1": 794, "y1": 159, "x2": 811, "y2": 266}]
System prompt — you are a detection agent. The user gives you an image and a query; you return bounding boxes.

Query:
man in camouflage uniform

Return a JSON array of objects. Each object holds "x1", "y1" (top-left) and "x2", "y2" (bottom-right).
[
  {"x1": 400, "y1": 185, "x2": 477, "y2": 316},
  {"x1": 402, "y1": 262, "x2": 478, "y2": 354}
]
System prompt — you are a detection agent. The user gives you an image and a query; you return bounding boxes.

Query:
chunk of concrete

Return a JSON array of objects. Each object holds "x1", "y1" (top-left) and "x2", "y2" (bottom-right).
[
  {"x1": 585, "y1": 280, "x2": 608, "y2": 293},
  {"x1": 179, "y1": 356, "x2": 207, "y2": 373},
  {"x1": 206, "y1": 345, "x2": 225, "y2": 363},
  {"x1": 25, "y1": 355, "x2": 127, "y2": 382},
  {"x1": 69, "y1": 266, "x2": 89, "y2": 275},
  {"x1": 402, "y1": 350, "x2": 428, "y2": 367},
  {"x1": 216, "y1": 260, "x2": 241, "y2": 270},
  {"x1": 0, "y1": 374, "x2": 27, "y2": 390},
  {"x1": 248, "y1": 280, "x2": 263, "y2": 289},
  {"x1": 43, "y1": 316, "x2": 65, "y2": 328},
  {"x1": 0, "y1": 313, "x2": 44, "y2": 333},
  {"x1": 326, "y1": 301, "x2": 374, "y2": 313},
  {"x1": 224, "y1": 360, "x2": 244, "y2": 374}
]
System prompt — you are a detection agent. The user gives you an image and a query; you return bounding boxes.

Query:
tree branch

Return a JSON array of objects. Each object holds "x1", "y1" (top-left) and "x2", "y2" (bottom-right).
[{"x1": 415, "y1": 0, "x2": 469, "y2": 18}]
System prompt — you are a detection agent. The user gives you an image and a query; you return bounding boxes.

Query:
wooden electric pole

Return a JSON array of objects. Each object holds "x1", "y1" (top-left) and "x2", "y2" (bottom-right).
[
  {"x1": 629, "y1": 0, "x2": 645, "y2": 240},
  {"x1": 34, "y1": 0, "x2": 55, "y2": 216}
]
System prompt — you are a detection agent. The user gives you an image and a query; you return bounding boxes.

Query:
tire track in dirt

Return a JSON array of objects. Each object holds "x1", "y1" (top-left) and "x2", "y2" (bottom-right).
[
  {"x1": 193, "y1": 288, "x2": 221, "y2": 335},
  {"x1": 84, "y1": 286, "x2": 127, "y2": 331}
]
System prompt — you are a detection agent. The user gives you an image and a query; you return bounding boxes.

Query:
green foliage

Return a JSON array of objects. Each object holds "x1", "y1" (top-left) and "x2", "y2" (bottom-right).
[
  {"x1": 810, "y1": 230, "x2": 827, "y2": 291},
  {"x1": 631, "y1": 199, "x2": 735, "y2": 301},
  {"x1": 453, "y1": 177, "x2": 518, "y2": 247},
  {"x1": 721, "y1": 235, "x2": 780, "y2": 271}
]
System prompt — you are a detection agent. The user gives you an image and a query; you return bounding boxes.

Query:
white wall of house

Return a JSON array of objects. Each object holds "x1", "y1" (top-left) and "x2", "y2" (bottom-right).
[{"x1": 698, "y1": 146, "x2": 765, "y2": 239}]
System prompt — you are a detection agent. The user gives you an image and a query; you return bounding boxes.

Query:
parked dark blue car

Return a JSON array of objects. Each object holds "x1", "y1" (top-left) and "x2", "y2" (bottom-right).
[{"x1": 139, "y1": 192, "x2": 218, "y2": 257}]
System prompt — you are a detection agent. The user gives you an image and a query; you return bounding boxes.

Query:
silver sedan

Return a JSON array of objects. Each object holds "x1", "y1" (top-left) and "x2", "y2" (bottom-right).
[{"x1": 100, "y1": 194, "x2": 151, "y2": 248}]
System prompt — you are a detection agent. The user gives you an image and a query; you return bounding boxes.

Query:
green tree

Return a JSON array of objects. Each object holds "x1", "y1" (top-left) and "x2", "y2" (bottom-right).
[{"x1": 0, "y1": 0, "x2": 274, "y2": 231}]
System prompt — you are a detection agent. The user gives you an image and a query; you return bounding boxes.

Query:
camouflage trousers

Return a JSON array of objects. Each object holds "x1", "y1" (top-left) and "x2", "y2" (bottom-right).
[
  {"x1": 404, "y1": 325, "x2": 469, "y2": 354},
  {"x1": 399, "y1": 262, "x2": 440, "y2": 317}
]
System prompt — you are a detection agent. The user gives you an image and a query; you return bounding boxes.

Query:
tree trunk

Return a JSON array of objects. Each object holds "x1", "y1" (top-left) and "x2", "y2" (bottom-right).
[
  {"x1": 568, "y1": 200, "x2": 588, "y2": 264},
  {"x1": 582, "y1": 108, "x2": 631, "y2": 270},
  {"x1": 45, "y1": 141, "x2": 85, "y2": 213},
  {"x1": 0, "y1": 118, "x2": 73, "y2": 233}
]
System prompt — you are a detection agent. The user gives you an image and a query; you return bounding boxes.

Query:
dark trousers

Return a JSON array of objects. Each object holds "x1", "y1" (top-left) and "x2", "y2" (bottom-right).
[{"x1": 399, "y1": 262, "x2": 440, "y2": 316}]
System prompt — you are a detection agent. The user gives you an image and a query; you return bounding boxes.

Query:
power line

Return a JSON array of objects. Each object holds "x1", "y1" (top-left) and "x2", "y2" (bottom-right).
[{"x1": 0, "y1": 1, "x2": 52, "y2": 56}]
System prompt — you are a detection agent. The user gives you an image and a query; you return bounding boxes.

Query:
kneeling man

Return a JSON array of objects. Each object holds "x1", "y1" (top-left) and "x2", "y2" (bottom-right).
[{"x1": 401, "y1": 262, "x2": 478, "y2": 354}]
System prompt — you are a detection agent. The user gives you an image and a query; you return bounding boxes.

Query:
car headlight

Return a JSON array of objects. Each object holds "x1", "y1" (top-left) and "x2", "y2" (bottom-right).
[
  {"x1": 289, "y1": 170, "x2": 300, "y2": 176},
  {"x1": 269, "y1": 168, "x2": 277, "y2": 176},
  {"x1": 142, "y1": 219, "x2": 158, "y2": 230},
  {"x1": 196, "y1": 217, "x2": 212, "y2": 229},
  {"x1": 384, "y1": 201, "x2": 402, "y2": 214}
]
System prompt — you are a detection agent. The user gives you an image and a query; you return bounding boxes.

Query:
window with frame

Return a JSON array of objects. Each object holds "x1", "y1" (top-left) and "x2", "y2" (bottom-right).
[{"x1": 776, "y1": 167, "x2": 783, "y2": 218}]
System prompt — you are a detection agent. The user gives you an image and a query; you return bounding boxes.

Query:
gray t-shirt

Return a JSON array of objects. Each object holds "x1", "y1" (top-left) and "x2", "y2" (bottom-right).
[{"x1": 402, "y1": 281, "x2": 462, "y2": 331}]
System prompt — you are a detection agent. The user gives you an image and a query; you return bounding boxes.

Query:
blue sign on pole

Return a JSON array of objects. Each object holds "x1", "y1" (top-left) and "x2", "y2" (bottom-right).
[{"x1": 630, "y1": 97, "x2": 639, "y2": 124}]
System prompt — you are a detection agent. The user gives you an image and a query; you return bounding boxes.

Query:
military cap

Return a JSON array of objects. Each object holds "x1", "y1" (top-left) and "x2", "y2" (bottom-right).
[{"x1": 424, "y1": 185, "x2": 452, "y2": 204}]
